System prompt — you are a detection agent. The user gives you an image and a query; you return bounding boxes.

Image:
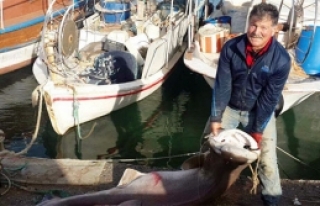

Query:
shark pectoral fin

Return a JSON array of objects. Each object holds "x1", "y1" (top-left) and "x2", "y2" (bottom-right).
[
  {"x1": 118, "y1": 199, "x2": 142, "y2": 206},
  {"x1": 181, "y1": 152, "x2": 208, "y2": 170},
  {"x1": 118, "y1": 168, "x2": 146, "y2": 186}
]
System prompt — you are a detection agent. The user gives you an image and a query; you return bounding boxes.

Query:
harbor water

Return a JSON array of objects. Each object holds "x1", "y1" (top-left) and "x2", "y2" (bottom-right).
[{"x1": 0, "y1": 60, "x2": 320, "y2": 180}]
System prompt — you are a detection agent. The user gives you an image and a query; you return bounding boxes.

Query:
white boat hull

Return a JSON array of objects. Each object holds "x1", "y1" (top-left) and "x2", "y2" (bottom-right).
[
  {"x1": 32, "y1": 0, "x2": 190, "y2": 135},
  {"x1": 36, "y1": 43, "x2": 186, "y2": 135}
]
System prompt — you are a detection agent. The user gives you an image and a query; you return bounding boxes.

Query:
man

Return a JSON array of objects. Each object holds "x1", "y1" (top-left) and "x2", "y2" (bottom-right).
[{"x1": 210, "y1": 3, "x2": 291, "y2": 206}]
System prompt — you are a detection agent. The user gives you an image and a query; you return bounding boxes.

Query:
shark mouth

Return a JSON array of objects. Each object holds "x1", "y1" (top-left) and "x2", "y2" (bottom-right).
[{"x1": 209, "y1": 129, "x2": 261, "y2": 164}]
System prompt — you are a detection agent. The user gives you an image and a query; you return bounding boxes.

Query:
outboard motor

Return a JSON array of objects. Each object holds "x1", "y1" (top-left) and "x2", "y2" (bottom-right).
[{"x1": 80, "y1": 51, "x2": 138, "y2": 85}]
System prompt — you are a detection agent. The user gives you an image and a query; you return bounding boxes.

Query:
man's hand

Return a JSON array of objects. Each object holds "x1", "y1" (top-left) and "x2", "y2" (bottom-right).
[
  {"x1": 250, "y1": 132, "x2": 263, "y2": 149},
  {"x1": 211, "y1": 122, "x2": 222, "y2": 136}
]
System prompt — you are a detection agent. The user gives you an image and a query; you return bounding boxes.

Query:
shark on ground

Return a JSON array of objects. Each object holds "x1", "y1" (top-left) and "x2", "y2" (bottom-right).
[{"x1": 37, "y1": 129, "x2": 260, "y2": 206}]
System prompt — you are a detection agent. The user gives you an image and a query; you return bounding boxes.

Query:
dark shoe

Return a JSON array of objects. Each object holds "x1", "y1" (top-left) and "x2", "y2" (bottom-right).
[
  {"x1": 263, "y1": 204, "x2": 278, "y2": 206},
  {"x1": 261, "y1": 195, "x2": 280, "y2": 206}
]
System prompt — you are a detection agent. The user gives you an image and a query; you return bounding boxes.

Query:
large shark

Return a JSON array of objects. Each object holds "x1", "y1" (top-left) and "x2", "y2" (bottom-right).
[{"x1": 37, "y1": 129, "x2": 260, "y2": 206}]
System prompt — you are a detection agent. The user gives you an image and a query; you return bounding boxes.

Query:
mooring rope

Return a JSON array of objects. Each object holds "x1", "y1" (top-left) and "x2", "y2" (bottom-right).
[
  {"x1": 0, "y1": 86, "x2": 45, "y2": 196},
  {"x1": 105, "y1": 152, "x2": 200, "y2": 163},
  {"x1": 71, "y1": 85, "x2": 97, "y2": 140},
  {"x1": 248, "y1": 156, "x2": 261, "y2": 195},
  {"x1": 0, "y1": 170, "x2": 11, "y2": 196},
  {"x1": 277, "y1": 146, "x2": 320, "y2": 174},
  {"x1": 247, "y1": 145, "x2": 320, "y2": 196}
]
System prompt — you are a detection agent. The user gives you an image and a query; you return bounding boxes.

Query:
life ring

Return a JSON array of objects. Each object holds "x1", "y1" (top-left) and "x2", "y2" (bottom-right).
[{"x1": 209, "y1": 129, "x2": 261, "y2": 164}]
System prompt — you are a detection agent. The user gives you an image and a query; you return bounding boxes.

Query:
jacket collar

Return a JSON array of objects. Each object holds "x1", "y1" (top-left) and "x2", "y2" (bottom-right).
[
  {"x1": 245, "y1": 37, "x2": 273, "y2": 67},
  {"x1": 236, "y1": 34, "x2": 275, "y2": 60}
]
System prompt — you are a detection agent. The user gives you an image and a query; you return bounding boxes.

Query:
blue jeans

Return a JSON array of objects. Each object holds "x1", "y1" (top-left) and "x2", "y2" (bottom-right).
[{"x1": 220, "y1": 106, "x2": 282, "y2": 205}]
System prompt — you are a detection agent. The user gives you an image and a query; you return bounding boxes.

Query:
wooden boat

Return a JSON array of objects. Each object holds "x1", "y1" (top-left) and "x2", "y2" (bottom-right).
[
  {"x1": 184, "y1": 0, "x2": 320, "y2": 115},
  {"x1": 32, "y1": 0, "x2": 189, "y2": 135},
  {"x1": 0, "y1": 0, "x2": 85, "y2": 75}
]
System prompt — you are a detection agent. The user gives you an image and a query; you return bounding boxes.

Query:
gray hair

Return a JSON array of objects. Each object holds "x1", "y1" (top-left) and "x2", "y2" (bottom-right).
[{"x1": 249, "y1": 3, "x2": 279, "y2": 26}]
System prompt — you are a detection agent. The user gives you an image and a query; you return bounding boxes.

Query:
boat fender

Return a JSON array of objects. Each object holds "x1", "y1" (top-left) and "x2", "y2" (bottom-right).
[
  {"x1": 31, "y1": 88, "x2": 40, "y2": 107},
  {"x1": 107, "y1": 30, "x2": 130, "y2": 45},
  {"x1": 145, "y1": 24, "x2": 161, "y2": 40}
]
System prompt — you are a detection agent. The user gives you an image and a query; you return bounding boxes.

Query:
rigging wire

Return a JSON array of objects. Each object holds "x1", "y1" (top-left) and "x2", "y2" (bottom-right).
[{"x1": 277, "y1": 146, "x2": 320, "y2": 174}]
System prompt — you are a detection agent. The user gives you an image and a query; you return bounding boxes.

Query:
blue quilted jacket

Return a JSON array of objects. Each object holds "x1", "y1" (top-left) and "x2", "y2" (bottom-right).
[{"x1": 210, "y1": 34, "x2": 291, "y2": 133}]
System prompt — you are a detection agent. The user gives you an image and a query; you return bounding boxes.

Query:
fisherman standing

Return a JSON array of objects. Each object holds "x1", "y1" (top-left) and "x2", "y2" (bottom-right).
[{"x1": 210, "y1": 3, "x2": 291, "y2": 206}]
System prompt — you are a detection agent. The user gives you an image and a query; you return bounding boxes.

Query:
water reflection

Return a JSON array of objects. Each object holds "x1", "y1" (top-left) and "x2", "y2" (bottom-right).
[
  {"x1": 277, "y1": 93, "x2": 320, "y2": 179},
  {"x1": 40, "y1": 60, "x2": 211, "y2": 168},
  {"x1": 281, "y1": 109, "x2": 299, "y2": 160},
  {"x1": 108, "y1": 103, "x2": 145, "y2": 159},
  {"x1": 0, "y1": 67, "x2": 39, "y2": 138}
]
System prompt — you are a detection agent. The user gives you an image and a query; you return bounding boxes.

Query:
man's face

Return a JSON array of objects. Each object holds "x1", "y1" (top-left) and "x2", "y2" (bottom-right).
[{"x1": 247, "y1": 15, "x2": 276, "y2": 49}]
